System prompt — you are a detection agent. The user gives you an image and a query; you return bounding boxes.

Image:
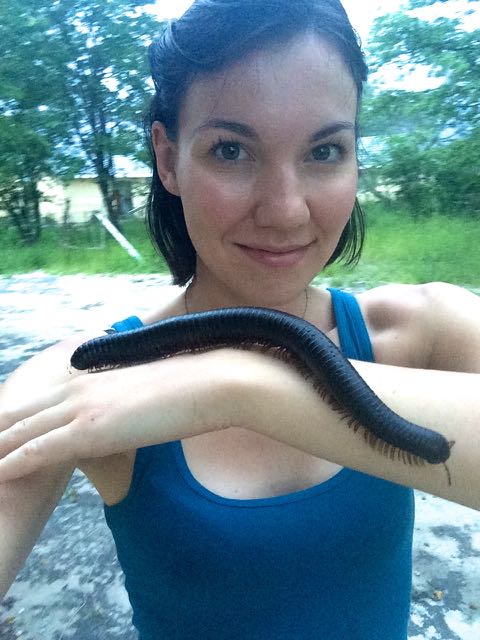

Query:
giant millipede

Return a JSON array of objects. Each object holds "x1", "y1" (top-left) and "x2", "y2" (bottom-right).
[{"x1": 70, "y1": 307, "x2": 453, "y2": 479}]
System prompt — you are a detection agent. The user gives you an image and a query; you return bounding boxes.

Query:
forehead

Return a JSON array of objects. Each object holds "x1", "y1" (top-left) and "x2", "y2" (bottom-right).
[{"x1": 179, "y1": 33, "x2": 357, "y2": 139}]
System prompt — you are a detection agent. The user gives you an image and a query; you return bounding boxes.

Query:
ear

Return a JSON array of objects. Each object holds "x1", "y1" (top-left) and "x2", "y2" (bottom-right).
[{"x1": 151, "y1": 122, "x2": 180, "y2": 196}]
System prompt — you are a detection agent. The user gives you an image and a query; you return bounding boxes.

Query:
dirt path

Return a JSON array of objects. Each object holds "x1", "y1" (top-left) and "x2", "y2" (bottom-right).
[{"x1": 1, "y1": 274, "x2": 479, "y2": 639}]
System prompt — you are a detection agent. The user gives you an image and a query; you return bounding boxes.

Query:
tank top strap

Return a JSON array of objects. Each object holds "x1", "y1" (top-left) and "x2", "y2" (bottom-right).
[
  {"x1": 327, "y1": 288, "x2": 375, "y2": 363},
  {"x1": 108, "y1": 315, "x2": 143, "y2": 333}
]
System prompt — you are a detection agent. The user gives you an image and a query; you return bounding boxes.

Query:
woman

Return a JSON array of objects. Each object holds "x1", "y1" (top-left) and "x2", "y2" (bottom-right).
[{"x1": 0, "y1": 1, "x2": 479, "y2": 638}]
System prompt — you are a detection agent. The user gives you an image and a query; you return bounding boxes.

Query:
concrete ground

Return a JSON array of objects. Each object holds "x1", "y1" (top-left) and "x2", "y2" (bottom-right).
[{"x1": 0, "y1": 273, "x2": 479, "y2": 640}]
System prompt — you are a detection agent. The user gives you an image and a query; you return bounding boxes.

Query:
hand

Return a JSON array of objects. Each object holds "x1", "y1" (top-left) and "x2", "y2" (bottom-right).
[{"x1": 0, "y1": 354, "x2": 227, "y2": 482}]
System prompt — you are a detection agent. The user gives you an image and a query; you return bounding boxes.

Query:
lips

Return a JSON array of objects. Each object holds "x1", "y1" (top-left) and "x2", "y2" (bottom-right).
[
  {"x1": 244, "y1": 244, "x2": 309, "y2": 253},
  {"x1": 238, "y1": 243, "x2": 312, "y2": 267}
]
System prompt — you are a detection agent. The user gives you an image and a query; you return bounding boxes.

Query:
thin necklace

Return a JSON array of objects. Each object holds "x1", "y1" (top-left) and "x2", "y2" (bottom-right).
[{"x1": 184, "y1": 283, "x2": 310, "y2": 319}]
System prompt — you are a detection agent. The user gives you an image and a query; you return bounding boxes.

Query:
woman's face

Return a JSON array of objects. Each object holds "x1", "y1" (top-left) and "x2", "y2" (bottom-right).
[{"x1": 155, "y1": 33, "x2": 359, "y2": 306}]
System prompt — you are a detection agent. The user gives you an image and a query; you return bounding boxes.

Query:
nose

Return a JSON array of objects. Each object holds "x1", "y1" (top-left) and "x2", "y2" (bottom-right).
[{"x1": 253, "y1": 164, "x2": 310, "y2": 229}]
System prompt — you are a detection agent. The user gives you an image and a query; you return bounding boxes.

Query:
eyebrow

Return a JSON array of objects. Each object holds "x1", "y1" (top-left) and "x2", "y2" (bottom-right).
[
  {"x1": 310, "y1": 122, "x2": 355, "y2": 142},
  {"x1": 193, "y1": 119, "x2": 355, "y2": 142},
  {"x1": 193, "y1": 119, "x2": 258, "y2": 139}
]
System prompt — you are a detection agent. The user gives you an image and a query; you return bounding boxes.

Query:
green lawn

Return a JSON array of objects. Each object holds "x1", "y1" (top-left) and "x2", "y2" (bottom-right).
[
  {"x1": 1, "y1": 207, "x2": 479, "y2": 288},
  {"x1": 322, "y1": 206, "x2": 480, "y2": 289},
  {"x1": 0, "y1": 217, "x2": 167, "y2": 276}
]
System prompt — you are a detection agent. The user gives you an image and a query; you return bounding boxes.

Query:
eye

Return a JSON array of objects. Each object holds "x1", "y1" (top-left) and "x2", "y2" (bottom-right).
[
  {"x1": 211, "y1": 139, "x2": 249, "y2": 162},
  {"x1": 310, "y1": 144, "x2": 342, "y2": 163}
]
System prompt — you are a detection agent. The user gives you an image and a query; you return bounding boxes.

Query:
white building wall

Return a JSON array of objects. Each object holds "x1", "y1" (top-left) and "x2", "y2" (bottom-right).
[{"x1": 39, "y1": 178, "x2": 149, "y2": 224}]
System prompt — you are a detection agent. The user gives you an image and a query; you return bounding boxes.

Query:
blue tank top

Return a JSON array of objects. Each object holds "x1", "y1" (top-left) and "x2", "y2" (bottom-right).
[{"x1": 104, "y1": 288, "x2": 414, "y2": 640}]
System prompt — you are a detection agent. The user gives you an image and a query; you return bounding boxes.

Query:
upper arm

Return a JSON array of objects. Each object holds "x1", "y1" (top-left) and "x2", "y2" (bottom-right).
[
  {"x1": 422, "y1": 282, "x2": 480, "y2": 373},
  {"x1": 360, "y1": 283, "x2": 435, "y2": 368},
  {"x1": 360, "y1": 282, "x2": 480, "y2": 373}
]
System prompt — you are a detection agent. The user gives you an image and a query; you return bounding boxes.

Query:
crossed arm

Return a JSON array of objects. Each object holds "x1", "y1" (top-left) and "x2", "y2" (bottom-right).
[{"x1": 0, "y1": 334, "x2": 479, "y2": 506}]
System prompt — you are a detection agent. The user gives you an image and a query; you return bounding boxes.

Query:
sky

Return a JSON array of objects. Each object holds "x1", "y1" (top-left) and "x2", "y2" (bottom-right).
[
  {"x1": 152, "y1": 0, "x2": 416, "y2": 41},
  {"x1": 153, "y1": 0, "x2": 479, "y2": 40},
  {"x1": 152, "y1": 0, "x2": 479, "y2": 90}
]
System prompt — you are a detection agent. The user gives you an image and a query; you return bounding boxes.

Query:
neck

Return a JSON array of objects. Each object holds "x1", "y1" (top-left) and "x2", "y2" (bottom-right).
[{"x1": 184, "y1": 279, "x2": 310, "y2": 320}]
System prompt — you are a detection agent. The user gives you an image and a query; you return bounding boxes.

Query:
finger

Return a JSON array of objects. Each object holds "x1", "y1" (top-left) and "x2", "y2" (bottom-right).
[
  {"x1": 0, "y1": 423, "x2": 83, "y2": 482},
  {"x1": 0, "y1": 386, "x2": 69, "y2": 432},
  {"x1": 0, "y1": 404, "x2": 74, "y2": 458}
]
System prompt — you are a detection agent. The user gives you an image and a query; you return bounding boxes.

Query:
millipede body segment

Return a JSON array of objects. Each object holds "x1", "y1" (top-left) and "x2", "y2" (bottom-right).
[{"x1": 71, "y1": 307, "x2": 452, "y2": 467}]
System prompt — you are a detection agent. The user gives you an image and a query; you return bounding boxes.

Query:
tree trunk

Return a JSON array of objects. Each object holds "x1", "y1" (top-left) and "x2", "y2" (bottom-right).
[
  {"x1": 95, "y1": 157, "x2": 121, "y2": 229},
  {"x1": 7, "y1": 179, "x2": 42, "y2": 244}
]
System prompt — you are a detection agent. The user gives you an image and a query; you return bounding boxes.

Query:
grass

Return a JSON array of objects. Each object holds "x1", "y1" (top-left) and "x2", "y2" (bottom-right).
[
  {"x1": 0, "y1": 217, "x2": 168, "y2": 276},
  {"x1": 321, "y1": 205, "x2": 480, "y2": 289},
  {"x1": 1, "y1": 206, "x2": 479, "y2": 288}
]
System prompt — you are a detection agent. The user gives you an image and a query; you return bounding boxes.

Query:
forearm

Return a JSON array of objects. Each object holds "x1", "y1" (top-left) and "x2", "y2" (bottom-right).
[
  {"x1": 221, "y1": 350, "x2": 480, "y2": 510},
  {"x1": 0, "y1": 348, "x2": 478, "y2": 512},
  {"x1": 0, "y1": 351, "x2": 231, "y2": 482},
  {"x1": 0, "y1": 464, "x2": 74, "y2": 599}
]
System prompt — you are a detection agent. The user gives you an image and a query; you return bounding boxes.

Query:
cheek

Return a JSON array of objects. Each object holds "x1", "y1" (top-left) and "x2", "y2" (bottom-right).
[
  {"x1": 313, "y1": 172, "x2": 358, "y2": 229},
  {"x1": 178, "y1": 167, "x2": 249, "y2": 230}
]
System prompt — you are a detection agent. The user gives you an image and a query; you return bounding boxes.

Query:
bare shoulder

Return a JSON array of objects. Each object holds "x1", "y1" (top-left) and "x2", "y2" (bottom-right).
[
  {"x1": 357, "y1": 282, "x2": 429, "y2": 331},
  {"x1": 415, "y1": 282, "x2": 480, "y2": 372},
  {"x1": 357, "y1": 282, "x2": 480, "y2": 372}
]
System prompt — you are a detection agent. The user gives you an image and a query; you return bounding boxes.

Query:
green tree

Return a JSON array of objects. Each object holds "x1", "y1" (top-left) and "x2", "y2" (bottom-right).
[
  {"x1": 361, "y1": 0, "x2": 479, "y2": 217},
  {"x1": 0, "y1": 0, "x2": 65, "y2": 242},
  {"x1": 0, "y1": 0, "x2": 162, "y2": 240}
]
